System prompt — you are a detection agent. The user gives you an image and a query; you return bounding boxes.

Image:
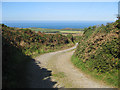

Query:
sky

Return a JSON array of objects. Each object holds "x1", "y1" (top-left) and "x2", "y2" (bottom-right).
[
  {"x1": 2, "y1": 2, "x2": 118, "y2": 21},
  {"x1": 1, "y1": 0, "x2": 120, "y2": 2}
]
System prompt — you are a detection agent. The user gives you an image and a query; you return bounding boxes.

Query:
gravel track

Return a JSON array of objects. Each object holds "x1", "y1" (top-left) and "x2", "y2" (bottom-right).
[{"x1": 26, "y1": 43, "x2": 113, "y2": 88}]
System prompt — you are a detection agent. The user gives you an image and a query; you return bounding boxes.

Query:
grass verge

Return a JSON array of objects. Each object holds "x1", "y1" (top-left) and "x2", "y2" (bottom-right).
[
  {"x1": 71, "y1": 55, "x2": 118, "y2": 88},
  {"x1": 31, "y1": 43, "x2": 75, "y2": 58},
  {"x1": 52, "y1": 72, "x2": 66, "y2": 78}
]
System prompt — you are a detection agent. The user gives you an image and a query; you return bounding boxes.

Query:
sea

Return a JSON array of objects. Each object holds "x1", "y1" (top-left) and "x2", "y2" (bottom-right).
[{"x1": 2, "y1": 21, "x2": 114, "y2": 29}]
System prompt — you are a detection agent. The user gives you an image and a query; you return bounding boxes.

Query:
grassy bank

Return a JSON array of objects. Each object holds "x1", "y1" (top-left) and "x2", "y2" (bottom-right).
[
  {"x1": 71, "y1": 55, "x2": 118, "y2": 87},
  {"x1": 2, "y1": 36, "x2": 74, "y2": 88},
  {"x1": 72, "y1": 20, "x2": 120, "y2": 88},
  {"x1": 31, "y1": 43, "x2": 75, "y2": 58},
  {"x1": 2, "y1": 24, "x2": 75, "y2": 88},
  {"x1": 2, "y1": 37, "x2": 30, "y2": 88}
]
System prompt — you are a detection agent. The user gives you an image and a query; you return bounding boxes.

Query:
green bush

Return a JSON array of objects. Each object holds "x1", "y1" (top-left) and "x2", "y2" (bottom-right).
[{"x1": 73, "y1": 20, "x2": 120, "y2": 87}]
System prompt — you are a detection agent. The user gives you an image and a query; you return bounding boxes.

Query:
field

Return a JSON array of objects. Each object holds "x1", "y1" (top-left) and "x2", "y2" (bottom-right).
[
  {"x1": 60, "y1": 31, "x2": 81, "y2": 34},
  {"x1": 29, "y1": 28, "x2": 84, "y2": 36}
]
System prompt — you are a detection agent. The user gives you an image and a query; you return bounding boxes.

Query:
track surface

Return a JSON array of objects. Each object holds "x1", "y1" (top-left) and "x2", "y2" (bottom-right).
[{"x1": 26, "y1": 44, "x2": 112, "y2": 88}]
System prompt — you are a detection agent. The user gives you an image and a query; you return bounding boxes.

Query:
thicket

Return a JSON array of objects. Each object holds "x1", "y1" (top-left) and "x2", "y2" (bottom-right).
[
  {"x1": 2, "y1": 24, "x2": 74, "y2": 56},
  {"x1": 73, "y1": 20, "x2": 120, "y2": 87},
  {"x1": 2, "y1": 37, "x2": 30, "y2": 88},
  {"x1": 2, "y1": 24, "x2": 74, "y2": 88}
]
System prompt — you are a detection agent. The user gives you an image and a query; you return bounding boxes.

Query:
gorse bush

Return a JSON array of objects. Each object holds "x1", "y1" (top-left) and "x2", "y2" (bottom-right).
[
  {"x1": 2, "y1": 37, "x2": 29, "y2": 88},
  {"x1": 2, "y1": 24, "x2": 74, "y2": 56},
  {"x1": 73, "y1": 20, "x2": 120, "y2": 87},
  {"x1": 2, "y1": 24, "x2": 75, "y2": 88}
]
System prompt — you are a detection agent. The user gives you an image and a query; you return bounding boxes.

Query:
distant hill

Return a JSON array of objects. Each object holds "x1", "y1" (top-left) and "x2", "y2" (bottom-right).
[{"x1": 62, "y1": 28, "x2": 72, "y2": 30}]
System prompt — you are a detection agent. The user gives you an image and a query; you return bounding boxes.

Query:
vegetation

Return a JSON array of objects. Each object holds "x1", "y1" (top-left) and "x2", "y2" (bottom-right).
[
  {"x1": 2, "y1": 24, "x2": 75, "y2": 56},
  {"x1": 2, "y1": 37, "x2": 30, "y2": 88},
  {"x1": 2, "y1": 24, "x2": 75, "y2": 88},
  {"x1": 29, "y1": 27, "x2": 83, "y2": 35},
  {"x1": 52, "y1": 72, "x2": 66, "y2": 78},
  {"x1": 72, "y1": 20, "x2": 120, "y2": 87},
  {"x1": 59, "y1": 31, "x2": 83, "y2": 34}
]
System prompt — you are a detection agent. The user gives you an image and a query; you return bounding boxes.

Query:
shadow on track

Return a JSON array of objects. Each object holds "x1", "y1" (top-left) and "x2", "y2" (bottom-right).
[
  {"x1": 2, "y1": 37, "x2": 58, "y2": 88},
  {"x1": 26, "y1": 58, "x2": 58, "y2": 88}
]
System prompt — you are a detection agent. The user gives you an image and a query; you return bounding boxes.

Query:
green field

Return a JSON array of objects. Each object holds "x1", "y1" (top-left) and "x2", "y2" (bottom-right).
[
  {"x1": 60, "y1": 31, "x2": 83, "y2": 34},
  {"x1": 29, "y1": 27, "x2": 84, "y2": 34}
]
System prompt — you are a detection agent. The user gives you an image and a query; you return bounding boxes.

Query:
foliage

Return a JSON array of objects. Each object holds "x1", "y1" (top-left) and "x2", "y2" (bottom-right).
[
  {"x1": 2, "y1": 24, "x2": 74, "y2": 56},
  {"x1": 2, "y1": 37, "x2": 30, "y2": 88},
  {"x1": 2, "y1": 24, "x2": 74, "y2": 88},
  {"x1": 73, "y1": 20, "x2": 120, "y2": 87}
]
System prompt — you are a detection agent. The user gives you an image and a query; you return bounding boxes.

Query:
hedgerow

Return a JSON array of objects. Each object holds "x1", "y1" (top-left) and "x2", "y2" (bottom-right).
[{"x1": 73, "y1": 20, "x2": 120, "y2": 87}]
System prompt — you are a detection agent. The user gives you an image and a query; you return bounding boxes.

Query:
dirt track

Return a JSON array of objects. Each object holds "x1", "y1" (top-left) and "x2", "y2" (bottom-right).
[{"x1": 26, "y1": 43, "x2": 113, "y2": 88}]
